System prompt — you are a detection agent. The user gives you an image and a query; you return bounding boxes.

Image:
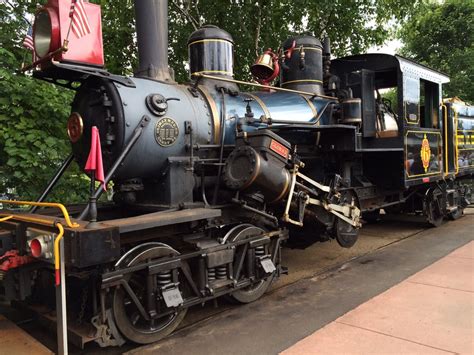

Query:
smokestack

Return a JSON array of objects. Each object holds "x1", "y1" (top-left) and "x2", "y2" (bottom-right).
[{"x1": 134, "y1": 0, "x2": 172, "y2": 81}]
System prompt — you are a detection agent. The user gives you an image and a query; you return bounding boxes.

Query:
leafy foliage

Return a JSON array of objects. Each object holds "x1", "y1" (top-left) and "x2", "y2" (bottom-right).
[
  {"x1": 94, "y1": 0, "x2": 137, "y2": 76},
  {"x1": 399, "y1": 0, "x2": 474, "y2": 103},
  {"x1": 0, "y1": 47, "x2": 90, "y2": 201},
  {"x1": 93, "y1": 0, "x2": 419, "y2": 81},
  {"x1": 169, "y1": 0, "x2": 419, "y2": 82},
  {"x1": 0, "y1": 1, "x2": 89, "y2": 202},
  {"x1": 0, "y1": 0, "x2": 37, "y2": 65}
]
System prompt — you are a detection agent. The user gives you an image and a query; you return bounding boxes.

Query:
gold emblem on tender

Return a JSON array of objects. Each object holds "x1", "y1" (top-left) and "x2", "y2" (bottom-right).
[
  {"x1": 155, "y1": 117, "x2": 179, "y2": 146},
  {"x1": 420, "y1": 134, "x2": 431, "y2": 173}
]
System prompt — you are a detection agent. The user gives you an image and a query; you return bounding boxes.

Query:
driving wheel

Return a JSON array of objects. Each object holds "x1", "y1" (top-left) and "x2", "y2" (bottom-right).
[{"x1": 112, "y1": 243, "x2": 187, "y2": 344}]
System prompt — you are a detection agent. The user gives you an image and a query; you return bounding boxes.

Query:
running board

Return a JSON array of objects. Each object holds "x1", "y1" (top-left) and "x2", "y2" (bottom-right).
[{"x1": 104, "y1": 208, "x2": 221, "y2": 233}]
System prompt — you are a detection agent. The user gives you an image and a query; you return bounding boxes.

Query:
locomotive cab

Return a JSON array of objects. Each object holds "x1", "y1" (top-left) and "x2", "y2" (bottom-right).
[{"x1": 331, "y1": 54, "x2": 450, "y2": 187}]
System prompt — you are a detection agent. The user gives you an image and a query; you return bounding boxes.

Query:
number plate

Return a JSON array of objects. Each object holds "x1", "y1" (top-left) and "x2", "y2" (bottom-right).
[
  {"x1": 162, "y1": 287, "x2": 183, "y2": 308},
  {"x1": 259, "y1": 258, "x2": 276, "y2": 274},
  {"x1": 270, "y1": 139, "x2": 289, "y2": 159}
]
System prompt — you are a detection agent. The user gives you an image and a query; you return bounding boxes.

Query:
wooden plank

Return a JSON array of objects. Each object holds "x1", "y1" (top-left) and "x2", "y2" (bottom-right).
[
  {"x1": 105, "y1": 208, "x2": 222, "y2": 233},
  {"x1": 0, "y1": 314, "x2": 53, "y2": 354}
]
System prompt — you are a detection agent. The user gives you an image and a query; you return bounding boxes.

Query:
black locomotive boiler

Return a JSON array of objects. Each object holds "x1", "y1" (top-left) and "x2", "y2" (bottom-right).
[{"x1": 0, "y1": 0, "x2": 472, "y2": 347}]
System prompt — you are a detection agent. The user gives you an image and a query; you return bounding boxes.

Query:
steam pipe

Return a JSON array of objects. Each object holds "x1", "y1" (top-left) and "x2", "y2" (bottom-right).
[{"x1": 134, "y1": 0, "x2": 172, "y2": 81}]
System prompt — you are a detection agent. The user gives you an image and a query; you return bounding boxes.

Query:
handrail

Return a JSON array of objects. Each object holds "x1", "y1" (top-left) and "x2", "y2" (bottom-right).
[
  {"x1": 0, "y1": 213, "x2": 66, "y2": 286},
  {"x1": 0, "y1": 215, "x2": 13, "y2": 222},
  {"x1": 193, "y1": 73, "x2": 337, "y2": 100},
  {"x1": 0, "y1": 200, "x2": 79, "y2": 228},
  {"x1": 441, "y1": 103, "x2": 449, "y2": 176},
  {"x1": 453, "y1": 106, "x2": 459, "y2": 174},
  {"x1": 54, "y1": 223, "x2": 65, "y2": 286},
  {"x1": 0, "y1": 213, "x2": 60, "y2": 228}
]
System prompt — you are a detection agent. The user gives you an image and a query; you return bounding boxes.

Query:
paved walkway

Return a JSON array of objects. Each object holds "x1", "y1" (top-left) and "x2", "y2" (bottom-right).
[
  {"x1": 283, "y1": 241, "x2": 474, "y2": 355},
  {"x1": 0, "y1": 314, "x2": 53, "y2": 355}
]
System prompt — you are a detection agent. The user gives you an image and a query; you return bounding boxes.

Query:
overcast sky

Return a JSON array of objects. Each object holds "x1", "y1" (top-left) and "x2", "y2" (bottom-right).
[{"x1": 369, "y1": 38, "x2": 402, "y2": 55}]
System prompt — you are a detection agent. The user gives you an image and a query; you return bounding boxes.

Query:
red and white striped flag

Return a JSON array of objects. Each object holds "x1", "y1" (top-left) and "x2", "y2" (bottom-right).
[
  {"x1": 22, "y1": 26, "x2": 34, "y2": 51},
  {"x1": 23, "y1": 25, "x2": 37, "y2": 62},
  {"x1": 69, "y1": 0, "x2": 91, "y2": 39}
]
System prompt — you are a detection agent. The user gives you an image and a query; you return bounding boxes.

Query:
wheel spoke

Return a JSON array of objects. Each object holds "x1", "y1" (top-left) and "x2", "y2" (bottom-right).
[{"x1": 131, "y1": 312, "x2": 140, "y2": 326}]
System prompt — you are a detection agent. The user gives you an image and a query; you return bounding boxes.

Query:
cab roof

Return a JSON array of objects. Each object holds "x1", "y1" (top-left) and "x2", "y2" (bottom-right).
[{"x1": 331, "y1": 53, "x2": 450, "y2": 84}]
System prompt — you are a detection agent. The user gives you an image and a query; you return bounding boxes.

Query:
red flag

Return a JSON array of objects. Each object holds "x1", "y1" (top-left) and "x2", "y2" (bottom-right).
[{"x1": 84, "y1": 126, "x2": 106, "y2": 190}]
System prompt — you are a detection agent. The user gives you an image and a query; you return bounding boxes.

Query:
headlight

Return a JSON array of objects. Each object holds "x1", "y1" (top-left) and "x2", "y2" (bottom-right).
[
  {"x1": 34, "y1": 10, "x2": 52, "y2": 57},
  {"x1": 33, "y1": 8, "x2": 60, "y2": 58}
]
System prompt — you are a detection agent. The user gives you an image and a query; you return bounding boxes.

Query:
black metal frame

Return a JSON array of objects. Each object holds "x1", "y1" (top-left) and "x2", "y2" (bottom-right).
[
  {"x1": 101, "y1": 229, "x2": 287, "y2": 317},
  {"x1": 33, "y1": 61, "x2": 136, "y2": 89}
]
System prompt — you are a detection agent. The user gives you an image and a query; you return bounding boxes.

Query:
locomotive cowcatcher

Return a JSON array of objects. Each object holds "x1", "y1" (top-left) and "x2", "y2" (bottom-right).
[{"x1": 0, "y1": 0, "x2": 472, "y2": 348}]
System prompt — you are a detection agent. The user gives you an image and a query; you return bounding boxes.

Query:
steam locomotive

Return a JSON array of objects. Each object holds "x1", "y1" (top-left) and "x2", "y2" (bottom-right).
[{"x1": 0, "y1": 0, "x2": 472, "y2": 348}]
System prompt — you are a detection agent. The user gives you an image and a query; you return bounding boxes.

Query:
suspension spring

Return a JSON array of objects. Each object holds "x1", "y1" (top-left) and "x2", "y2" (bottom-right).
[
  {"x1": 208, "y1": 268, "x2": 216, "y2": 281},
  {"x1": 216, "y1": 265, "x2": 227, "y2": 280},
  {"x1": 255, "y1": 245, "x2": 265, "y2": 258},
  {"x1": 157, "y1": 270, "x2": 172, "y2": 287}
]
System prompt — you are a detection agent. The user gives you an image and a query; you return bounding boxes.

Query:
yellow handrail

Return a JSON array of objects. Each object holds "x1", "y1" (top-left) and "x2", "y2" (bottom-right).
[
  {"x1": 0, "y1": 205, "x2": 68, "y2": 286},
  {"x1": 0, "y1": 215, "x2": 66, "y2": 286},
  {"x1": 441, "y1": 103, "x2": 449, "y2": 176},
  {"x1": 54, "y1": 223, "x2": 64, "y2": 286},
  {"x1": 0, "y1": 200, "x2": 79, "y2": 228},
  {"x1": 0, "y1": 213, "x2": 59, "y2": 227},
  {"x1": 0, "y1": 216, "x2": 13, "y2": 222}
]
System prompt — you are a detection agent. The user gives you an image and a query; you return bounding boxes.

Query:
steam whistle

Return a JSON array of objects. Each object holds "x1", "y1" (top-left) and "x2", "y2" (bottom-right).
[{"x1": 281, "y1": 40, "x2": 296, "y2": 71}]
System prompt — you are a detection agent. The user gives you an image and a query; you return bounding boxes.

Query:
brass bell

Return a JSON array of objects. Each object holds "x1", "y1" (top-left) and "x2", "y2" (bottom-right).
[{"x1": 251, "y1": 52, "x2": 275, "y2": 81}]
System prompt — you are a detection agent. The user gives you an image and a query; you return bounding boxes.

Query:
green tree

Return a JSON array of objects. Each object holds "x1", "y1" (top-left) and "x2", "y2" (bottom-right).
[
  {"x1": 399, "y1": 0, "x2": 474, "y2": 103},
  {"x1": 0, "y1": 47, "x2": 89, "y2": 201},
  {"x1": 94, "y1": 0, "x2": 420, "y2": 80}
]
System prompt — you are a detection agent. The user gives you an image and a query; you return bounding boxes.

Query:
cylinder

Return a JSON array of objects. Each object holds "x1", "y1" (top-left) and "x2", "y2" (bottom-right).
[
  {"x1": 224, "y1": 145, "x2": 291, "y2": 204},
  {"x1": 188, "y1": 25, "x2": 234, "y2": 79},
  {"x1": 280, "y1": 35, "x2": 324, "y2": 95},
  {"x1": 134, "y1": 0, "x2": 172, "y2": 81}
]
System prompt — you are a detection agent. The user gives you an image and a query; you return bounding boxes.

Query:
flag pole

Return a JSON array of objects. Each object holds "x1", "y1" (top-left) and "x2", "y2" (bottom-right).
[
  {"x1": 85, "y1": 126, "x2": 105, "y2": 228},
  {"x1": 87, "y1": 171, "x2": 98, "y2": 228}
]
